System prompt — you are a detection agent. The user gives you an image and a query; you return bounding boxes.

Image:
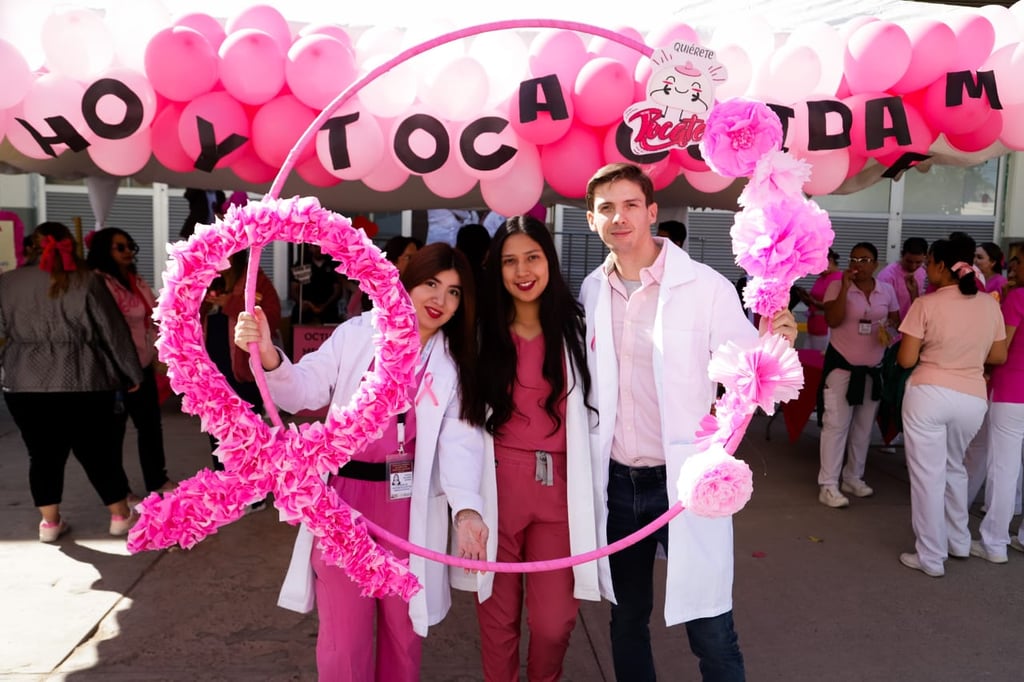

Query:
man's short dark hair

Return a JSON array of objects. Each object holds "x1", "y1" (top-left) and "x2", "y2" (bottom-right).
[
  {"x1": 902, "y1": 237, "x2": 927, "y2": 256},
  {"x1": 585, "y1": 163, "x2": 655, "y2": 211},
  {"x1": 657, "y1": 220, "x2": 687, "y2": 248}
]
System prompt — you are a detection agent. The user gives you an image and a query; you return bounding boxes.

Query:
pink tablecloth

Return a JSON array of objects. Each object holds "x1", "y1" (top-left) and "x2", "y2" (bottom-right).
[{"x1": 782, "y1": 349, "x2": 824, "y2": 443}]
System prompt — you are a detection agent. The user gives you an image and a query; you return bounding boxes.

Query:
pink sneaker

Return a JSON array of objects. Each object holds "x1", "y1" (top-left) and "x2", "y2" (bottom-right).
[
  {"x1": 39, "y1": 518, "x2": 70, "y2": 543},
  {"x1": 109, "y1": 511, "x2": 139, "y2": 536}
]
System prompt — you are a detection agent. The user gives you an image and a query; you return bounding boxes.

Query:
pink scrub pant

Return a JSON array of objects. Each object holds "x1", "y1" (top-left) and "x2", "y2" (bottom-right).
[
  {"x1": 476, "y1": 445, "x2": 579, "y2": 682},
  {"x1": 311, "y1": 476, "x2": 419, "y2": 682}
]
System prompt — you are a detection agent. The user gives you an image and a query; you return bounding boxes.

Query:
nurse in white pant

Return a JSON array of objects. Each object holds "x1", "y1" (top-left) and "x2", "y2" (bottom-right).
[
  {"x1": 976, "y1": 266, "x2": 1024, "y2": 561},
  {"x1": 896, "y1": 237, "x2": 1007, "y2": 577}
]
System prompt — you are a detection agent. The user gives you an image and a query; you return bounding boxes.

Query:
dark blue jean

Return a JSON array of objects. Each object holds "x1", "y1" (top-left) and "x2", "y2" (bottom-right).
[{"x1": 607, "y1": 461, "x2": 745, "y2": 682}]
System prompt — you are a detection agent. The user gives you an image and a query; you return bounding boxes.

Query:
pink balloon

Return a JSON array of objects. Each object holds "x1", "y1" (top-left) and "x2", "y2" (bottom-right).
[
  {"x1": 225, "y1": 4, "x2": 292, "y2": 54},
  {"x1": 889, "y1": 20, "x2": 956, "y2": 94},
  {"x1": 921, "y1": 76, "x2": 993, "y2": 136},
  {"x1": 509, "y1": 79, "x2": 574, "y2": 145},
  {"x1": 646, "y1": 22, "x2": 700, "y2": 50},
  {"x1": 0, "y1": 39, "x2": 32, "y2": 109},
  {"x1": 173, "y1": 13, "x2": 227, "y2": 50},
  {"x1": 846, "y1": 152, "x2": 868, "y2": 179},
  {"x1": 844, "y1": 22, "x2": 912, "y2": 93},
  {"x1": 362, "y1": 154, "x2": 410, "y2": 193},
  {"x1": 999, "y1": 103, "x2": 1024, "y2": 151},
  {"x1": 528, "y1": 30, "x2": 588, "y2": 94},
  {"x1": 178, "y1": 91, "x2": 250, "y2": 168},
  {"x1": 423, "y1": 161, "x2": 478, "y2": 199},
  {"x1": 314, "y1": 106, "x2": 385, "y2": 181},
  {"x1": 286, "y1": 34, "x2": 358, "y2": 110},
  {"x1": 670, "y1": 145, "x2": 710, "y2": 172},
  {"x1": 601, "y1": 122, "x2": 673, "y2": 170},
  {"x1": 644, "y1": 158, "x2": 681, "y2": 191},
  {"x1": 945, "y1": 12, "x2": 995, "y2": 71},
  {"x1": 218, "y1": 29, "x2": 285, "y2": 106},
  {"x1": 14, "y1": 75, "x2": 91, "y2": 155},
  {"x1": 252, "y1": 95, "x2": 316, "y2": 167},
  {"x1": 981, "y1": 43, "x2": 1024, "y2": 106},
  {"x1": 573, "y1": 58, "x2": 634, "y2": 128},
  {"x1": 88, "y1": 128, "x2": 153, "y2": 176},
  {"x1": 0, "y1": 106, "x2": 9, "y2": 142},
  {"x1": 298, "y1": 23, "x2": 353, "y2": 50},
  {"x1": 945, "y1": 110, "x2": 1002, "y2": 152},
  {"x1": 755, "y1": 44, "x2": 821, "y2": 104},
  {"x1": 151, "y1": 102, "x2": 193, "y2": 172},
  {"x1": 295, "y1": 156, "x2": 339, "y2": 188},
  {"x1": 682, "y1": 168, "x2": 734, "y2": 194},
  {"x1": 800, "y1": 149, "x2": 850, "y2": 195},
  {"x1": 145, "y1": 27, "x2": 219, "y2": 102},
  {"x1": 845, "y1": 93, "x2": 935, "y2": 159},
  {"x1": 540, "y1": 123, "x2": 603, "y2": 199},
  {"x1": 481, "y1": 142, "x2": 544, "y2": 217},
  {"x1": 230, "y1": 146, "x2": 278, "y2": 184},
  {"x1": 588, "y1": 26, "x2": 644, "y2": 72}
]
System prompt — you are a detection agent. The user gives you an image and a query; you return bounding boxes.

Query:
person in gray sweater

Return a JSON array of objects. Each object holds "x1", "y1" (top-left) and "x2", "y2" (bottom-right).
[{"x1": 0, "y1": 221, "x2": 144, "y2": 542}]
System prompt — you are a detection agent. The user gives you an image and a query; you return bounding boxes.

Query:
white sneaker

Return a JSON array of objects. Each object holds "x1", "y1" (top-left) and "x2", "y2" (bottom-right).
[
  {"x1": 969, "y1": 540, "x2": 1008, "y2": 564},
  {"x1": 109, "y1": 511, "x2": 139, "y2": 536},
  {"x1": 1009, "y1": 538, "x2": 1024, "y2": 554},
  {"x1": 818, "y1": 485, "x2": 850, "y2": 508},
  {"x1": 841, "y1": 479, "x2": 874, "y2": 498},
  {"x1": 39, "y1": 518, "x2": 70, "y2": 543},
  {"x1": 899, "y1": 552, "x2": 944, "y2": 577}
]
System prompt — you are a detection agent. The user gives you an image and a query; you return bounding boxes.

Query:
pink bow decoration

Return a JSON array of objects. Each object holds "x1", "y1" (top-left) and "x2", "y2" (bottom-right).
[
  {"x1": 952, "y1": 261, "x2": 986, "y2": 288},
  {"x1": 38, "y1": 236, "x2": 77, "y2": 273}
]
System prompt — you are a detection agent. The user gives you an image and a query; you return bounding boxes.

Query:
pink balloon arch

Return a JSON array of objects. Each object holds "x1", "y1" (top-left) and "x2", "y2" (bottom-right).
[{"x1": 0, "y1": 6, "x2": 1016, "y2": 208}]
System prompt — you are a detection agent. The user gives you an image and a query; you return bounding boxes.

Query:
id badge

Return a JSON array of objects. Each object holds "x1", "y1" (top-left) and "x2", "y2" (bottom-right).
[
  {"x1": 858, "y1": 319, "x2": 872, "y2": 335},
  {"x1": 387, "y1": 453, "x2": 414, "y2": 501}
]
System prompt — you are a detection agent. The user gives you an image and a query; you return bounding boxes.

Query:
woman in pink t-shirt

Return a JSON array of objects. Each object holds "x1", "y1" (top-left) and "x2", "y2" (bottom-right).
[
  {"x1": 975, "y1": 255, "x2": 1024, "y2": 560},
  {"x1": 796, "y1": 248, "x2": 841, "y2": 352},
  {"x1": 896, "y1": 237, "x2": 1007, "y2": 576},
  {"x1": 817, "y1": 242, "x2": 899, "y2": 509},
  {"x1": 467, "y1": 216, "x2": 607, "y2": 681}
]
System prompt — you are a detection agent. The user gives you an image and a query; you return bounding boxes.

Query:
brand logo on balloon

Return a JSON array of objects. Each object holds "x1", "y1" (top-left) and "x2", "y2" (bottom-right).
[{"x1": 624, "y1": 42, "x2": 728, "y2": 154}]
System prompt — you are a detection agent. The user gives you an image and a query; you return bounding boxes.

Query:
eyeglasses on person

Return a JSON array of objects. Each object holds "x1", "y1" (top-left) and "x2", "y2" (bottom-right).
[
  {"x1": 849, "y1": 256, "x2": 875, "y2": 264},
  {"x1": 113, "y1": 242, "x2": 139, "y2": 254}
]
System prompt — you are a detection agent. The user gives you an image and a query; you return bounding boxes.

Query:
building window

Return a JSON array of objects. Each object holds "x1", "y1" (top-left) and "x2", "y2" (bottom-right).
[
  {"x1": 903, "y1": 157, "x2": 1000, "y2": 217},
  {"x1": 814, "y1": 177, "x2": 891, "y2": 214}
]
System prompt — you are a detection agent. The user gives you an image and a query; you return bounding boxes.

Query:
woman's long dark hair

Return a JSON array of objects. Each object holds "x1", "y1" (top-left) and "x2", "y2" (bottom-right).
[
  {"x1": 931, "y1": 237, "x2": 979, "y2": 296},
  {"x1": 400, "y1": 242, "x2": 478, "y2": 421},
  {"x1": 86, "y1": 227, "x2": 137, "y2": 289},
  {"x1": 469, "y1": 215, "x2": 593, "y2": 436}
]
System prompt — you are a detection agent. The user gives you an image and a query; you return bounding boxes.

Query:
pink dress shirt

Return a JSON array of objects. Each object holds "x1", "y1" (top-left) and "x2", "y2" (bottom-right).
[{"x1": 609, "y1": 244, "x2": 668, "y2": 467}]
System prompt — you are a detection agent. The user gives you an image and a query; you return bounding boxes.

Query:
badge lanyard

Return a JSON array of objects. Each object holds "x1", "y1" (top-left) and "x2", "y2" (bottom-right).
[{"x1": 387, "y1": 334, "x2": 437, "y2": 501}]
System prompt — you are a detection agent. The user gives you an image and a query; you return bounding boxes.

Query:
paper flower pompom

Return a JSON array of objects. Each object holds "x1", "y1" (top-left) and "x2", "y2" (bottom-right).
[
  {"x1": 741, "y1": 276, "x2": 792, "y2": 318},
  {"x1": 677, "y1": 445, "x2": 754, "y2": 517},
  {"x1": 708, "y1": 335, "x2": 805, "y2": 416},
  {"x1": 738, "y1": 150, "x2": 813, "y2": 208},
  {"x1": 731, "y1": 198, "x2": 834, "y2": 283},
  {"x1": 699, "y1": 98, "x2": 783, "y2": 178}
]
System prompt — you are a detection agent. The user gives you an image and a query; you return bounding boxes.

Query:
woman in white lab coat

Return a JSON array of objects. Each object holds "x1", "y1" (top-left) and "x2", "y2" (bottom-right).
[{"x1": 235, "y1": 243, "x2": 490, "y2": 681}]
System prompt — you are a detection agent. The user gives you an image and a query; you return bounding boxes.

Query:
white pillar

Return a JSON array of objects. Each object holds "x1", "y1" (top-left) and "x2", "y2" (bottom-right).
[{"x1": 152, "y1": 183, "x2": 169, "y2": 286}]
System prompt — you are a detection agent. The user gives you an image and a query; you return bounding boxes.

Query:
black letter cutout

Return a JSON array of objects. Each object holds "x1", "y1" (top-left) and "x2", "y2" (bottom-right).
[
  {"x1": 946, "y1": 70, "x2": 1003, "y2": 110},
  {"x1": 517, "y1": 75, "x2": 569, "y2": 124},
  {"x1": 193, "y1": 117, "x2": 248, "y2": 172},
  {"x1": 394, "y1": 114, "x2": 449, "y2": 174},
  {"x1": 81, "y1": 78, "x2": 143, "y2": 140},
  {"x1": 882, "y1": 152, "x2": 932, "y2": 179},
  {"x1": 320, "y1": 113, "x2": 361, "y2": 170},
  {"x1": 766, "y1": 104, "x2": 795, "y2": 153},
  {"x1": 459, "y1": 117, "x2": 518, "y2": 172},
  {"x1": 14, "y1": 117, "x2": 90, "y2": 157},
  {"x1": 864, "y1": 97, "x2": 912, "y2": 151},
  {"x1": 806, "y1": 100, "x2": 853, "y2": 151}
]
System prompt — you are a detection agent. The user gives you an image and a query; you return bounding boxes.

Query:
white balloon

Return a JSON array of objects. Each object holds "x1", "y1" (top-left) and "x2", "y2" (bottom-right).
[
  {"x1": 786, "y1": 22, "x2": 844, "y2": 97},
  {"x1": 469, "y1": 32, "x2": 527, "y2": 110},
  {"x1": 714, "y1": 45, "x2": 752, "y2": 101},
  {"x1": 41, "y1": 7, "x2": 115, "y2": 81},
  {"x1": 420, "y1": 56, "x2": 489, "y2": 122},
  {"x1": 105, "y1": 0, "x2": 173, "y2": 71},
  {"x1": 358, "y1": 54, "x2": 417, "y2": 119},
  {"x1": 0, "y1": 0, "x2": 48, "y2": 70}
]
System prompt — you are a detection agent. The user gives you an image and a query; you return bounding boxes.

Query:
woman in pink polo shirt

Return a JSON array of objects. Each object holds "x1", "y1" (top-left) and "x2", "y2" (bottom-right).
[
  {"x1": 896, "y1": 236, "x2": 1007, "y2": 577},
  {"x1": 817, "y1": 242, "x2": 899, "y2": 509},
  {"x1": 974, "y1": 254, "x2": 1024, "y2": 562},
  {"x1": 975, "y1": 241, "x2": 1007, "y2": 301},
  {"x1": 796, "y1": 248, "x2": 842, "y2": 352}
]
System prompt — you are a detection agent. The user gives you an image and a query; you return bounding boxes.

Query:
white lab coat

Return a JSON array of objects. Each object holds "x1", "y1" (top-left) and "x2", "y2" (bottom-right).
[
  {"x1": 271, "y1": 315, "x2": 489, "y2": 636},
  {"x1": 580, "y1": 238, "x2": 757, "y2": 625},
  {"x1": 454, "y1": 347, "x2": 615, "y2": 603}
]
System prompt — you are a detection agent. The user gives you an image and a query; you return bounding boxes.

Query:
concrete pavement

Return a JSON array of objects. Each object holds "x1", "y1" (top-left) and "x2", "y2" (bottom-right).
[{"x1": 2, "y1": 396, "x2": 1023, "y2": 681}]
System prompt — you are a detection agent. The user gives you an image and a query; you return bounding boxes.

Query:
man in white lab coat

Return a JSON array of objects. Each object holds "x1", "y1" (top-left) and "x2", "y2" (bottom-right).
[{"x1": 580, "y1": 163, "x2": 796, "y2": 682}]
